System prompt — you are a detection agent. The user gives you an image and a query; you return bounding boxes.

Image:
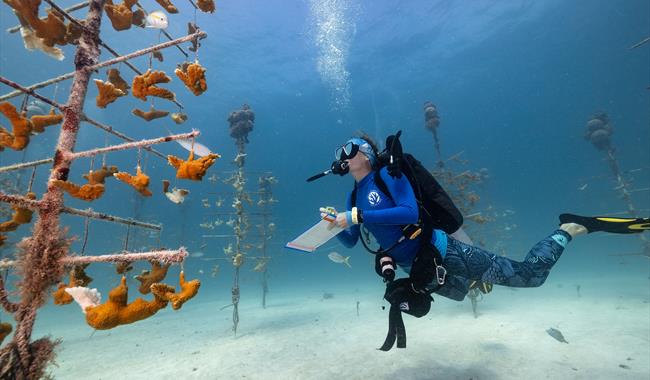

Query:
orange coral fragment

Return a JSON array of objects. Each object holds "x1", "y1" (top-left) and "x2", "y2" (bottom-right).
[
  {"x1": 155, "y1": 0, "x2": 178, "y2": 13},
  {"x1": 52, "y1": 180, "x2": 105, "y2": 201},
  {"x1": 132, "y1": 69, "x2": 175, "y2": 102},
  {"x1": 95, "y1": 79, "x2": 126, "y2": 108},
  {"x1": 107, "y1": 68, "x2": 130, "y2": 93},
  {"x1": 84, "y1": 276, "x2": 169, "y2": 330},
  {"x1": 150, "y1": 271, "x2": 200, "y2": 310},
  {"x1": 0, "y1": 102, "x2": 32, "y2": 151},
  {"x1": 52, "y1": 165, "x2": 118, "y2": 202},
  {"x1": 132, "y1": 107, "x2": 169, "y2": 121},
  {"x1": 0, "y1": 322, "x2": 11, "y2": 345},
  {"x1": 53, "y1": 264, "x2": 93, "y2": 305},
  {"x1": 84, "y1": 165, "x2": 119, "y2": 185},
  {"x1": 0, "y1": 192, "x2": 36, "y2": 232},
  {"x1": 167, "y1": 150, "x2": 220, "y2": 181},
  {"x1": 29, "y1": 109, "x2": 63, "y2": 133},
  {"x1": 197, "y1": 0, "x2": 216, "y2": 13},
  {"x1": 5, "y1": 1, "x2": 68, "y2": 47},
  {"x1": 175, "y1": 62, "x2": 207, "y2": 96},
  {"x1": 135, "y1": 261, "x2": 171, "y2": 294},
  {"x1": 104, "y1": 0, "x2": 137, "y2": 31},
  {"x1": 114, "y1": 166, "x2": 153, "y2": 196}
]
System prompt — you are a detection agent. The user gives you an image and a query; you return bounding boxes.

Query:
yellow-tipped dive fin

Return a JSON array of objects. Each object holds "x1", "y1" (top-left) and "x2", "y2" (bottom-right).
[{"x1": 560, "y1": 213, "x2": 650, "y2": 234}]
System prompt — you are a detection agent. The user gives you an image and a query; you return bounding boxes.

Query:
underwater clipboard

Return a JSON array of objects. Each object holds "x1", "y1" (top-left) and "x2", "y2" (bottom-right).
[{"x1": 286, "y1": 212, "x2": 343, "y2": 253}]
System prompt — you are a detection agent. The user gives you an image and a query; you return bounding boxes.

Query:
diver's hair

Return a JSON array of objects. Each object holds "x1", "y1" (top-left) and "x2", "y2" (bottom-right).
[
  {"x1": 355, "y1": 131, "x2": 379, "y2": 156},
  {"x1": 355, "y1": 131, "x2": 380, "y2": 169}
]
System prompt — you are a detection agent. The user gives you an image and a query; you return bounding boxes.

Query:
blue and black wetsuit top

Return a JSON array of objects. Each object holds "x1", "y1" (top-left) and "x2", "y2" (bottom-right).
[{"x1": 336, "y1": 167, "x2": 448, "y2": 272}]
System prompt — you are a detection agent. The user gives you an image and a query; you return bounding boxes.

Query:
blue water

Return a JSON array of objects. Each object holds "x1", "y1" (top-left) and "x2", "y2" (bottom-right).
[{"x1": 0, "y1": 0, "x2": 649, "y2": 378}]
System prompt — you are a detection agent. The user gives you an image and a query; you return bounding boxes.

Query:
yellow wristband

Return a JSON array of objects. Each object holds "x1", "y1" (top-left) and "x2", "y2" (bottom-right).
[{"x1": 351, "y1": 207, "x2": 359, "y2": 224}]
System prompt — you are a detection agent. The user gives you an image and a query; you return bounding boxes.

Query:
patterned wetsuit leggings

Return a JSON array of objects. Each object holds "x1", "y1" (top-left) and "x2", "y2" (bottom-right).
[{"x1": 442, "y1": 229, "x2": 572, "y2": 288}]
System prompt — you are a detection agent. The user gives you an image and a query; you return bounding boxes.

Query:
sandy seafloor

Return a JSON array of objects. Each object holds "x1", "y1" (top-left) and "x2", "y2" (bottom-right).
[{"x1": 33, "y1": 269, "x2": 649, "y2": 380}]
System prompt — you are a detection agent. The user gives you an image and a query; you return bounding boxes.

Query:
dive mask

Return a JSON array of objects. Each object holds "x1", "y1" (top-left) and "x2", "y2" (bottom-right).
[{"x1": 335, "y1": 141, "x2": 360, "y2": 161}]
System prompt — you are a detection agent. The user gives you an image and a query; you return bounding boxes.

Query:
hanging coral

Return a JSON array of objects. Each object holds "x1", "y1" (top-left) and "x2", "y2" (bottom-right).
[
  {"x1": 84, "y1": 165, "x2": 119, "y2": 185},
  {"x1": 167, "y1": 150, "x2": 220, "y2": 181},
  {"x1": 152, "y1": 50, "x2": 164, "y2": 62},
  {"x1": 0, "y1": 192, "x2": 36, "y2": 232},
  {"x1": 5, "y1": 1, "x2": 68, "y2": 47},
  {"x1": 53, "y1": 264, "x2": 93, "y2": 305},
  {"x1": 107, "y1": 68, "x2": 130, "y2": 94},
  {"x1": 114, "y1": 166, "x2": 153, "y2": 196},
  {"x1": 135, "y1": 261, "x2": 171, "y2": 294},
  {"x1": 155, "y1": 0, "x2": 178, "y2": 13},
  {"x1": 197, "y1": 0, "x2": 216, "y2": 13},
  {"x1": 52, "y1": 165, "x2": 118, "y2": 201},
  {"x1": 52, "y1": 180, "x2": 105, "y2": 201},
  {"x1": 65, "y1": 20, "x2": 84, "y2": 44},
  {"x1": 29, "y1": 109, "x2": 63, "y2": 133},
  {"x1": 131, "y1": 9, "x2": 146, "y2": 28},
  {"x1": 104, "y1": 0, "x2": 138, "y2": 31},
  {"x1": 132, "y1": 69, "x2": 175, "y2": 102},
  {"x1": 18, "y1": 20, "x2": 64, "y2": 60},
  {"x1": 150, "y1": 271, "x2": 200, "y2": 310},
  {"x1": 95, "y1": 79, "x2": 126, "y2": 108},
  {"x1": 187, "y1": 23, "x2": 206, "y2": 52},
  {"x1": 175, "y1": 61, "x2": 207, "y2": 96},
  {"x1": 132, "y1": 107, "x2": 169, "y2": 121},
  {"x1": 69, "y1": 276, "x2": 170, "y2": 330},
  {"x1": 0, "y1": 102, "x2": 32, "y2": 151}
]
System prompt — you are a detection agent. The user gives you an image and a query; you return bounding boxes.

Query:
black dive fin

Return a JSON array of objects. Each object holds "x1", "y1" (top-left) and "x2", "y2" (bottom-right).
[{"x1": 559, "y1": 213, "x2": 650, "y2": 234}]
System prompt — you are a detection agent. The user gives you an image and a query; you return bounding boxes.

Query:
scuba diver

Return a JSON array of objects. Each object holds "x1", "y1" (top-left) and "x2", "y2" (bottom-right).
[{"x1": 318, "y1": 132, "x2": 650, "y2": 350}]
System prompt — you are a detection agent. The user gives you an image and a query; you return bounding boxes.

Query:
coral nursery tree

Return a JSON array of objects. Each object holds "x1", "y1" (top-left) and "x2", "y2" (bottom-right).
[{"x1": 0, "y1": 0, "x2": 211, "y2": 378}]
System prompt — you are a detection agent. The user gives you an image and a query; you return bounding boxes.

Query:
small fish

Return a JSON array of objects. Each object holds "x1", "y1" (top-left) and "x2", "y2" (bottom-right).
[
  {"x1": 211, "y1": 264, "x2": 220, "y2": 277},
  {"x1": 198, "y1": 269, "x2": 204, "y2": 275},
  {"x1": 145, "y1": 11, "x2": 168, "y2": 29},
  {"x1": 176, "y1": 138, "x2": 213, "y2": 157},
  {"x1": 191, "y1": 251, "x2": 205, "y2": 258},
  {"x1": 629, "y1": 36, "x2": 650, "y2": 50},
  {"x1": 253, "y1": 260, "x2": 268, "y2": 272},
  {"x1": 328, "y1": 252, "x2": 351, "y2": 268},
  {"x1": 546, "y1": 327, "x2": 568, "y2": 343},
  {"x1": 578, "y1": 184, "x2": 588, "y2": 191},
  {"x1": 201, "y1": 198, "x2": 211, "y2": 208}
]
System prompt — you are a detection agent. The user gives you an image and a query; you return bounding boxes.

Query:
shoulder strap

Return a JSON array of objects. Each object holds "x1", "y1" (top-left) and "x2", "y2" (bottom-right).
[{"x1": 374, "y1": 170, "x2": 392, "y2": 201}]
